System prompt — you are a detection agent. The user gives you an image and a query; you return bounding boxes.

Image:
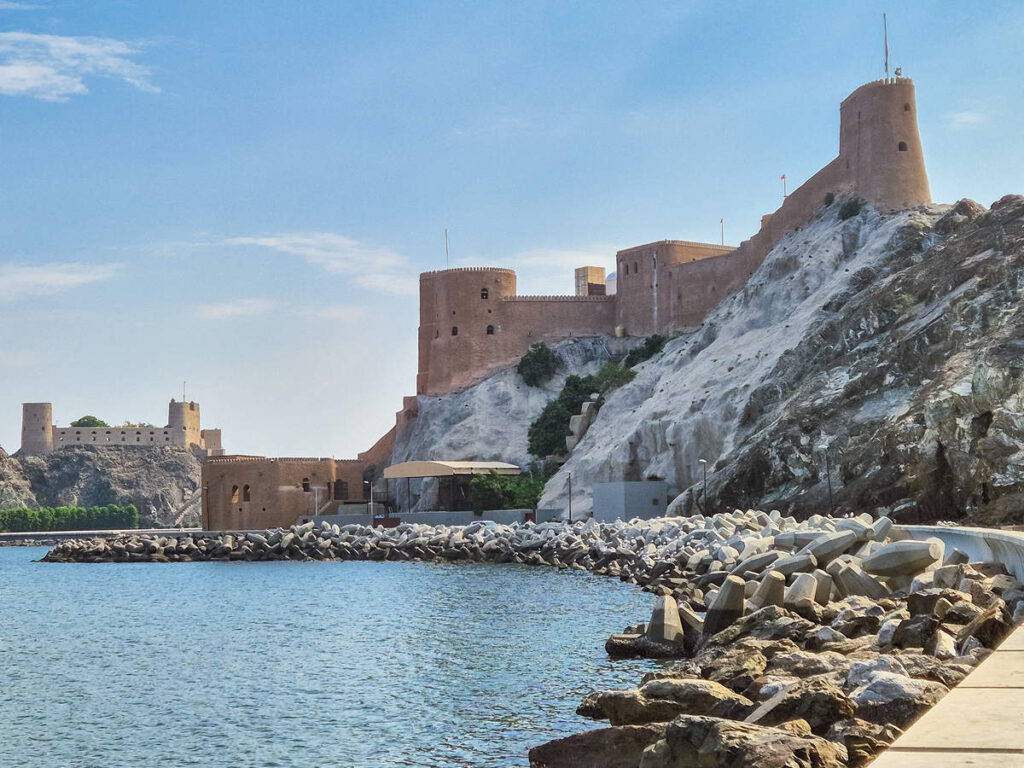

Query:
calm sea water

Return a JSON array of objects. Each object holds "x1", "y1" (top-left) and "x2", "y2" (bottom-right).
[{"x1": 0, "y1": 546, "x2": 662, "y2": 767}]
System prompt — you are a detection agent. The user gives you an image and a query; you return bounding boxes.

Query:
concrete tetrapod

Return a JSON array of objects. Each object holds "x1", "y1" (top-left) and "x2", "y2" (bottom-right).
[
  {"x1": 646, "y1": 595, "x2": 685, "y2": 646},
  {"x1": 802, "y1": 530, "x2": 858, "y2": 565},
  {"x1": 771, "y1": 553, "x2": 818, "y2": 577},
  {"x1": 869, "y1": 516, "x2": 894, "y2": 542},
  {"x1": 746, "y1": 570, "x2": 786, "y2": 613},
  {"x1": 861, "y1": 539, "x2": 943, "y2": 578},
  {"x1": 833, "y1": 564, "x2": 890, "y2": 599},
  {"x1": 702, "y1": 575, "x2": 746, "y2": 638},
  {"x1": 784, "y1": 572, "x2": 819, "y2": 613},
  {"x1": 811, "y1": 569, "x2": 834, "y2": 605}
]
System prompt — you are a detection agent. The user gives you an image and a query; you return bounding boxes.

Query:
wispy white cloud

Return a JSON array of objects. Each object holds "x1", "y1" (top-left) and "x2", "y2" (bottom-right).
[
  {"x1": 0, "y1": 31, "x2": 157, "y2": 101},
  {"x1": 197, "y1": 298, "x2": 276, "y2": 320},
  {"x1": 301, "y1": 305, "x2": 367, "y2": 323},
  {"x1": 0, "y1": 2, "x2": 44, "y2": 9},
  {"x1": 225, "y1": 231, "x2": 417, "y2": 295},
  {"x1": 0, "y1": 262, "x2": 120, "y2": 301},
  {"x1": 945, "y1": 110, "x2": 986, "y2": 129}
]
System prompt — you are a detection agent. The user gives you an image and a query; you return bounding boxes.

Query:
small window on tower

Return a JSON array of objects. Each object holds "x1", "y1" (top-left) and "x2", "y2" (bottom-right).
[
  {"x1": 633, "y1": 261, "x2": 638, "y2": 273},
  {"x1": 898, "y1": 141, "x2": 908, "y2": 151},
  {"x1": 243, "y1": 485, "x2": 251, "y2": 502},
  {"x1": 451, "y1": 326, "x2": 458, "y2": 336},
  {"x1": 302, "y1": 478, "x2": 310, "y2": 492},
  {"x1": 486, "y1": 325, "x2": 494, "y2": 335},
  {"x1": 231, "y1": 485, "x2": 239, "y2": 503},
  {"x1": 624, "y1": 263, "x2": 629, "y2": 275},
  {"x1": 480, "y1": 288, "x2": 489, "y2": 300},
  {"x1": 904, "y1": 103, "x2": 911, "y2": 111}
]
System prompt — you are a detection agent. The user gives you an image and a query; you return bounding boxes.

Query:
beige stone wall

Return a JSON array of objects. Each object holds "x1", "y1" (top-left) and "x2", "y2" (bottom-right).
[
  {"x1": 54, "y1": 425, "x2": 188, "y2": 447},
  {"x1": 416, "y1": 267, "x2": 616, "y2": 395},
  {"x1": 615, "y1": 241, "x2": 735, "y2": 335},
  {"x1": 202, "y1": 456, "x2": 366, "y2": 531}
]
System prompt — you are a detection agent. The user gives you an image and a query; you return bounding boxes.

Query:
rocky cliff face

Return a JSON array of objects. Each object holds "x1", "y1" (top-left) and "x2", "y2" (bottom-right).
[
  {"x1": 392, "y1": 336, "x2": 629, "y2": 469},
  {"x1": 538, "y1": 195, "x2": 1024, "y2": 525},
  {"x1": 0, "y1": 448, "x2": 36, "y2": 509},
  {"x1": 1, "y1": 445, "x2": 203, "y2": 527}
]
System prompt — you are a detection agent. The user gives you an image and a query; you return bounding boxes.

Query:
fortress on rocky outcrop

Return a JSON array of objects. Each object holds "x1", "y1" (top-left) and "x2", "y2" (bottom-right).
[
  {"x1": 416, "y1": 77, "x2": 931, "y2": 397},
  {"x1": 19, "y1": 399, "x2": 224, "y2": 456}
]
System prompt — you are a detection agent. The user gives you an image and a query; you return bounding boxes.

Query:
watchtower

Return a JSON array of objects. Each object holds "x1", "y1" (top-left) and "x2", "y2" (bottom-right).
[
  {"x1": 167, "y1": 399, "x2": 202, "y2": 448},
  {"x1": 21, "y1": 403, "x2": 54, "y2": 455},
  {"x1": 838, "y1": 78, "x2": 931, "y2": 211}
]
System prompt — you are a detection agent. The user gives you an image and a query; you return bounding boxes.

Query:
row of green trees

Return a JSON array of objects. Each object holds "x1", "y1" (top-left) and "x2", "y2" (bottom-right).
[{"x1": 0, "y1": 505, "x2": 139, "y2": 533}]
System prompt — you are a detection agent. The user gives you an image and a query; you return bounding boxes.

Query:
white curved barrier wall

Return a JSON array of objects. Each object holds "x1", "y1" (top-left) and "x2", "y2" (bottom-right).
[{"x1": 896, "y1": 524, "x2": 1024, "y2": 581}]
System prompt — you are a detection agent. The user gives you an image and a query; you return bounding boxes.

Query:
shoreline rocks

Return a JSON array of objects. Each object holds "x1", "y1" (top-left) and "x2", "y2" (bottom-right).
[{"x1": 40, "y1": 509, "x2": 1024, "y2": 768}]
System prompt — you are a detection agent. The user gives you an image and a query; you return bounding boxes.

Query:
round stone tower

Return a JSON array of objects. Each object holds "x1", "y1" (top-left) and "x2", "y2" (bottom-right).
[
  {"x1": 167, "y1": 399, "x2": 201, "y2": 447},
  {"x1": 839, "y1": 78, "x2": 931, "y2": 211},
  {"x1": 21, "y1": 402, "x2": 54, "y2": 455},
  {"x1": 417, "y1": 267, "x2": 517, "y2": 395}
]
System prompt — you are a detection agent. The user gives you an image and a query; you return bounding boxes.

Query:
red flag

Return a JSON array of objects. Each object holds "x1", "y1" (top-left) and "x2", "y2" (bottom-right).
[{"x1": 780, "y1": 174, "x2": 786, "y2": 180}]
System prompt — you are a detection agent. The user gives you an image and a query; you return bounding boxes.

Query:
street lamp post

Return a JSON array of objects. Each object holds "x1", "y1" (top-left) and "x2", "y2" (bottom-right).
[
  {"x1": 364, "y1": 480, "x2": 374, "y2": 525},
  {"x1": 699, "y1": 459, "x2": 708, "y2": 515},
  {"x1": 567, "y1": 473, "x2": 572, "y2": 524}
]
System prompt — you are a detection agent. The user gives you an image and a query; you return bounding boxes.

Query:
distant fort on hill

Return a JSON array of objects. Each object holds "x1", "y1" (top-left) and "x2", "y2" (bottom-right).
[{"x1": 19, "y1": 399, "x2": 223, "y2": 457}]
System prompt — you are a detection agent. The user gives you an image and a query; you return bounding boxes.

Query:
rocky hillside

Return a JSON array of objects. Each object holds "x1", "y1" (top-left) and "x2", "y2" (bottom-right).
[
  {"x1": 538, "y1": 195, "x2": 1024, "y2": 525},
  {"x1": 0, "y1": 445, "x2": 203, "y2": 527},
  {"x1": 392, "y1": 336, "x2": 631, "y2": 469},
  {"x1": 0, "y1": 448, "x2": 36, "y2": 509}
]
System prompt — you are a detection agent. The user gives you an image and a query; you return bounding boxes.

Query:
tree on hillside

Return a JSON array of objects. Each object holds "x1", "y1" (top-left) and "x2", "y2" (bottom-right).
[
  {"x1": 517, "y1": 342, "x2": 559, "y2": 386},
  {"x1": 70, "y1": 415, "x2": 109, "y2": 427}
]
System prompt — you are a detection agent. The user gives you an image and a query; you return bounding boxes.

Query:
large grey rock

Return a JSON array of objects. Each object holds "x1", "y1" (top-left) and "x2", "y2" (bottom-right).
[
  {"x1": 529, "y1": 723, "x2": 667, "y2": 768},
  {"x1": 744, "y1": 676, "x2": 855, "y2": 734},
  {"x1": 639, "y1": 715, "x2": 847, "y2": 768},
  {"x1": 578, "y1": 679, "x2": 753, "y2": 725},
  {"x1": 849, "y1": 672, "x2": 948, "y2": 729}
]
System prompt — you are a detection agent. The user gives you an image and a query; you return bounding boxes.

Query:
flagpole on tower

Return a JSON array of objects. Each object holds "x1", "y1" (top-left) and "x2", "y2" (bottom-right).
[
  {"x1": 883, "y1": 13, "x2": 889, "y2": 79},
  {"x1": 720, "y1": 218, "x2": 724, "y2": 246},
  {"x1": 781, "y1": 174, "x2": 787, "y2": 199}
]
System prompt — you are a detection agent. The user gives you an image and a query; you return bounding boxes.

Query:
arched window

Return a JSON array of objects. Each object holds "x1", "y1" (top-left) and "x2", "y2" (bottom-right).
[
  {"x1": 302, "y1": 478, "x2": 310, "y2": 492},
  {"x1": 230, "y1": 485, "x2": 239, "y2": 503},
  {"x1": 451, "y1": 326, "x2": 458, "y2": 336},
  {"x1": 898, "y1": 141, "x2": 908, "y2": 151},
  {"x1": 624, "y1": 263, "x2": 629, "y2": 275},
  {"x1": 243, "y1": 484, "x2": 251, "y2": 502},
  {"x1": 480, "y1": 288, "x2": 489, "y2": 300},
  {"x1": 486, "y1": 325, "x2": 494, "y2": 335}
]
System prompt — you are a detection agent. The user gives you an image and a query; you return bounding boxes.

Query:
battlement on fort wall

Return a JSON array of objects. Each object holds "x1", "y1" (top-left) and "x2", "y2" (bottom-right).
[
  {"x1": 420, "y1": 267, "x2": 517, "y2": 279},
  {"x1": 502, "y1": 294, "x2": 615, "y2": 303},
  {"x1": 840, "y1": 77, "x2": 915, "y2": 107}
]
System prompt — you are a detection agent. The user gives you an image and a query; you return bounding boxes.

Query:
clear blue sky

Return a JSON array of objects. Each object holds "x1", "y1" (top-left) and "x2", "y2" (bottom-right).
[{"x1": 0, "y1": 1, "x2": 1021, "y2": 457}]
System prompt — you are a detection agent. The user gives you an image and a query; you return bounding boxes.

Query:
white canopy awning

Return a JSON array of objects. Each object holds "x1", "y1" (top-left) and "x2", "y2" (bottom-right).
[{"x1": 383, "y1": 460, "x2": 522, "y2": 480}]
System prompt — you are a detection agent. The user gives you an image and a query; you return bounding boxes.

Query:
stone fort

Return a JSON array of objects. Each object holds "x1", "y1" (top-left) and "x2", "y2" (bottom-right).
[
  {"x1": 416, "y1": 77, "x2": 930, "y2": 397},
  {"x1": 19, "y1": 399, "x2": 224, "y2": 456}
]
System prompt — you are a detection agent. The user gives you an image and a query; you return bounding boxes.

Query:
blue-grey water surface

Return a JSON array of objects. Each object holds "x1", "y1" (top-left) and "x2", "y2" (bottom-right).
[{"x1": 0, "y1": 547, "x2": 662, "y2": 767}]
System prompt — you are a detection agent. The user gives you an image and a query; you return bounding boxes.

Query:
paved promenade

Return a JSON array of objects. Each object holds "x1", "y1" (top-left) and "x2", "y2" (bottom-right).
[{"x1": 0, "y1": 527, "x2": 202, "y2": 544}]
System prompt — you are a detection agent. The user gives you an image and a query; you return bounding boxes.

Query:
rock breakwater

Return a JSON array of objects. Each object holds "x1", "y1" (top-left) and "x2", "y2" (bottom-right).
[{"x1": 42, "y1": 510, "x2": 1024, "y2": 767}]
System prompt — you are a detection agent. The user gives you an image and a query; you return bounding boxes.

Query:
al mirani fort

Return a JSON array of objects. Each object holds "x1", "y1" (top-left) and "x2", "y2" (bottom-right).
[{"x1": 20, "y1": 76, "x2": 932, "y2": 532}]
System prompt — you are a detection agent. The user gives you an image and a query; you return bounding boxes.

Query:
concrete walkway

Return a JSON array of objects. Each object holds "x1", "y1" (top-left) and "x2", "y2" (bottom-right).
[
  {"x1": 0, "y1": 527, "x2": 202, "y2": 543},
  {"x1": 871, "y1": 524, "x2": 1024, "y2": 766}
]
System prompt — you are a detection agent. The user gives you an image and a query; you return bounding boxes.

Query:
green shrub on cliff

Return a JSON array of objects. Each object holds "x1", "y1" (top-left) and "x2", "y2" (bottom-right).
[
  {"x1": 70, "y1": 415, "x2": 109, "y2": 427},
  {"x1": 527, "y1": 400, "x2": 572, "y2": 457},
  {"x1": 0, "y1": 504, "x2": 139, "y2": 532},
  {"x1": 624, "y1": 334, "x2": 667, "y2": 367},
  {"x1": 838, "y1": 198, "x2": 863, "y2": 220},
  {"x1": 517, "y1": 342, "x2": 558, "y2": 386}
]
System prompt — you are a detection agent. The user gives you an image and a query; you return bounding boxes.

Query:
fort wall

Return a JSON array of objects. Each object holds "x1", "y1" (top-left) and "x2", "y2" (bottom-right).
[{"x1": 202, "y1": 455, "x2": 365, "y2": 531}]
